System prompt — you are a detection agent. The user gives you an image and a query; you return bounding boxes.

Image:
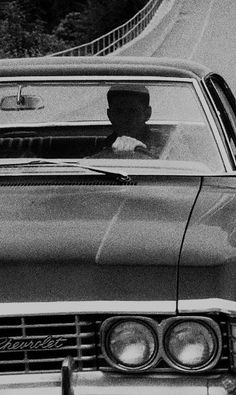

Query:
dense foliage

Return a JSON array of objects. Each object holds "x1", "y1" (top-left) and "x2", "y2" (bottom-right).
[{"x1": 0, "y1": 0, "x2": 148, "y2": 57}]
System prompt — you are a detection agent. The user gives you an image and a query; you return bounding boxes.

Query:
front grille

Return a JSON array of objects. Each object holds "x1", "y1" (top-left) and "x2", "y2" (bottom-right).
[
  {"x1": 0, "y1": 315, "x2": 98, "y2": 374},
  {"x1": 229, "y1": 319, "x2": 236, "y2": 371},
  {"x1": 0, "y1": 313, "x2": 230, "y2": 374}
]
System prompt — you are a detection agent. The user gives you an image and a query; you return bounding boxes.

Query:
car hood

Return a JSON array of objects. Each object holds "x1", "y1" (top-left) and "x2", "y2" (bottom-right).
[{"x1": 0, "y1": 176, "x2": 201, "y2": 306}]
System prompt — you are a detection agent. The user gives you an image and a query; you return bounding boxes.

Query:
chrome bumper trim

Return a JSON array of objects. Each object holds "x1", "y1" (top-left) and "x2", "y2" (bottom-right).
[
  {"x1": 0, "y1": 372, "x2": 234, "y2": 395},
  {"x1": 62, "y1": 356, "x2": 75, "y2": 395}
]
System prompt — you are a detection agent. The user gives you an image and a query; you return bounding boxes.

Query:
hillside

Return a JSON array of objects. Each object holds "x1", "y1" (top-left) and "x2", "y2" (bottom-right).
[{"x1": 0, "y1": 0, "x2": 148, "y2": 57}]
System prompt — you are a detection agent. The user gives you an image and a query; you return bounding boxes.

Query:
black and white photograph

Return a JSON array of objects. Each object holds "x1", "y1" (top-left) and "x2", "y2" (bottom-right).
[{"x1": 0, "y1": 0, "x2": 235, "y2": 393}]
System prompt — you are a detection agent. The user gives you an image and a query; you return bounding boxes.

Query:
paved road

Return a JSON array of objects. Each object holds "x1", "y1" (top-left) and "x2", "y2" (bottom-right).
[{"x1": 153, "y1": 0, "x2": 236, "y2": 94}]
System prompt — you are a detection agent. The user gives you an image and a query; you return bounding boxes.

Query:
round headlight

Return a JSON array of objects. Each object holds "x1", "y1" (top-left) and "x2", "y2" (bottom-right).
[
  {"x1": 102, "y1": 319, "x2": 158, "y2": 371},
  {"x1": 164, "y1": 320, "x2": 220, "y2": 371}
]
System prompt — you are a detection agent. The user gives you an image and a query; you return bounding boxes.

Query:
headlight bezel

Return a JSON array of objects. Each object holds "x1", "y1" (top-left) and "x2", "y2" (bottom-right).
[
  {"x1": 162, "y1": 317, "x2": 222, "y2": 372},
  {"x1": 100, "y1": 316, "x2": 160, "y2": 372},
  {"x1": 100, "y1": 316, "x2": 223, "y2": 373}
]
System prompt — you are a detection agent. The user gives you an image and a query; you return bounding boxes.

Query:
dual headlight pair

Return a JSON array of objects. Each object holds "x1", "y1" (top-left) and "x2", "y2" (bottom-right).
[{"x1": 100, "y1": 316, "x2": 222, "y2": 373}]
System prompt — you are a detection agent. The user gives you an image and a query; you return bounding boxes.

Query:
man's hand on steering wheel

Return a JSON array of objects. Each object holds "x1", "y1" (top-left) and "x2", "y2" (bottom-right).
[
  {"x1": 111, "y1": 136, "x2": 153, "y2": 158},
  {"x1": 112, "y1": 136, "x2": 146, "y2": 152}
]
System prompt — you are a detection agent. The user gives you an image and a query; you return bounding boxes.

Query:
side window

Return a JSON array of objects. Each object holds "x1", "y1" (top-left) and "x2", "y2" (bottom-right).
[{"x1": 206, "y1": 75, "x2": 236, "y2": 156}]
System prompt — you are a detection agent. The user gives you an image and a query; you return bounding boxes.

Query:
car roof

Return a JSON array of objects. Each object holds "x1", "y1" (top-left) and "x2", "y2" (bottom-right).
[{"x1": 0, "y1": 56, "x2": 211, "y2": 80}]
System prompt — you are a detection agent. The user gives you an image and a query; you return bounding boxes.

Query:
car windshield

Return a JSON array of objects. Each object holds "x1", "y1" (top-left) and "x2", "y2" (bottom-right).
[{"x1": 0, "y1": 80, "x2": 224, "y2": 173}]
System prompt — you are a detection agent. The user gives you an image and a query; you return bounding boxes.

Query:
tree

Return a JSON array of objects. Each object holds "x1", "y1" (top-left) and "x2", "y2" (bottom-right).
[
  {"x1": 0, "y1": 0, "x2": 149, "y2": 57},
  {"x1": 55, "y1": 0, "x2": 149, "y2": 46},
  {"x1": 54, "y1": 11, "x2": 89, "y2": 46},
  {"x1": 0, "y1": 1, "x2": 67, "y2": 57},
  {"x1": 0, "y1": 2, "x2": 27, "y2": 57}
]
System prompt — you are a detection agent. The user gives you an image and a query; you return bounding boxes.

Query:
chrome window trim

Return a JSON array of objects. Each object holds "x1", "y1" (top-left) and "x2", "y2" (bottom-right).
[
  {"x1": 0, "y1": 76, "x2": 194, "y2": 82},
  {"x1": 0, "y1": 75, "x2": 230, "y2": 174},
  {"x1": 192, "y1": 79, "x2": 232, "y2": 172},
  {"x1": 201, "y1": 78, "x2": 236, "y2": 171}
]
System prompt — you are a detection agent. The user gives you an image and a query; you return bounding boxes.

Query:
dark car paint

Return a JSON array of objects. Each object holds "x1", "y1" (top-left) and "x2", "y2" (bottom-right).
[
  {"x1": 0, "y1": 175, "x2": 201, "y2": 304},
  {"x1": 0, "y1": 57, "x2": 234, "y2": 307},
  {"x1": 0, "y1": 56, "x2": 210, "y2": 79},
  {"x1": 179, "y1": 176, "x2": 236, "y2": 303}
]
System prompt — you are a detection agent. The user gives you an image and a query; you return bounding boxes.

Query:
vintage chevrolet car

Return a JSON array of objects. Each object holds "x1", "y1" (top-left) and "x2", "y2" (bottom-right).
[{"x1": 0, "y1": 56, "x2": 235, "y2": 394}]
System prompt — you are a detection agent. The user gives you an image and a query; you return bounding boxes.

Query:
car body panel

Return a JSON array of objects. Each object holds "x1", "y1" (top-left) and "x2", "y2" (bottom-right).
[
  {"x1": 0, "y1": 176, "x2": 200, "y2": 303},
  {"x1": 178, "y1": 176, "x2": 236, "y2": 304}
]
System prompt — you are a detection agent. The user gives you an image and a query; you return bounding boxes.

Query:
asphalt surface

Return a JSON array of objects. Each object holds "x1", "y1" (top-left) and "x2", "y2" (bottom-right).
[{"x1": 152, "y1": 0, "x2": 236, "y2": 95}]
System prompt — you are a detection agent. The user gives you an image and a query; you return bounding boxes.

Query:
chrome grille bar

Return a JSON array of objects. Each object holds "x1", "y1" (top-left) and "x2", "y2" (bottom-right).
[
  {"x1": 0, "y1": 356, "x2": 97, "y2": 364},
  {"x1": 229, "y1": 320, "x2": 236, "y2": 371},
  {"x1": 0, "y1": 314, "x2": 97, "y2": 373},
  {"x1": 0, "y1": 333, "x2": 95, "y2": 340},
  {"x1": 75, "y1": 314, "x2": 83, "y2": 371}
]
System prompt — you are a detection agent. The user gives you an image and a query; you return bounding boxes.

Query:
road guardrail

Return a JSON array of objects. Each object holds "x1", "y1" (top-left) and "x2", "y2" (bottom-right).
[{"x1": 51, "y1": 0, "x2": 162, "y2": 56}]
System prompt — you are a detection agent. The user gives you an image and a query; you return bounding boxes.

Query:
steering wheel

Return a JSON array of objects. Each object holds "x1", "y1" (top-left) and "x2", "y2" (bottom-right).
[{"x1": 134, "y1": 146, "x2": 154, "y2": 158}]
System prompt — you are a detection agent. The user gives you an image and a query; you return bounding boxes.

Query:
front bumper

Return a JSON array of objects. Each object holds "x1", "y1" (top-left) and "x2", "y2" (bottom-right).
[{"x1": 0, "y1": 372, "x2": 235, "y2": 395}]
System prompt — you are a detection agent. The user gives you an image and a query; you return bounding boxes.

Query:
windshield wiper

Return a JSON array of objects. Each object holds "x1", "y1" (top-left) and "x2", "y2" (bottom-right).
[{"x1": 0, "y1": 159, "x2": 133, "y2": 183}]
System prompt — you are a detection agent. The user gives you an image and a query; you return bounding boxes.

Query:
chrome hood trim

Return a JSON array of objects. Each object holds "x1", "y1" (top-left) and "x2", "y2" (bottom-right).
[
  {"x1": 0, "y1": 299, "x2": 233, "y2": 317},
  {"x1": 178, "y1": 298, "x2": 236, "y2": 315},
  {"x1": 0, "y1": 300, "x2": 176, "y2": 316}
]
